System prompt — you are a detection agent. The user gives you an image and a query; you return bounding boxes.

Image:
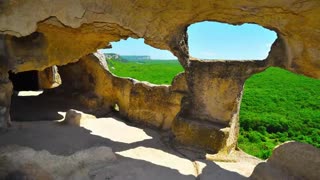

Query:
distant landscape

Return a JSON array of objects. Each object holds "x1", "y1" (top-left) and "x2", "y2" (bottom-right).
[
  {"x1": 105, "y1": 53, "x2": 152, "y2": 61},
  {"x1": 106, "y1": 58, "x2": 320, "y2": 159}
]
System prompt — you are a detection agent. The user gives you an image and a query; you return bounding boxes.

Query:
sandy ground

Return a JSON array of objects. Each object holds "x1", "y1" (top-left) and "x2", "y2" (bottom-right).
[{"x1": 0, "y1": 91, "x2": 263, "y2": 179}]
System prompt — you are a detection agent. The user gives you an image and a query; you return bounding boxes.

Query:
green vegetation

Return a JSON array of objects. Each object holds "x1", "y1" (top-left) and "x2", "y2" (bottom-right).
[
  {"x1": 239, "y1": 68, "x2": 320, "y2": 159},
  {"x1": 106, "y1": 58, "x2": 320, "y2": 159},
  {"x1": 107, "y1": 59, "x2": 184, "y2": 84}
]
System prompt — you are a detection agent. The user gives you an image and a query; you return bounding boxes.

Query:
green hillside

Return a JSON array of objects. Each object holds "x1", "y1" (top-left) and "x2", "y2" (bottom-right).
[
  {"x1": 106, "y1": 58, "x2": 320, "y2": 159},
  {"x1": 107, "y1": 59, "x2": 184, "y2": 84},
  {"x1": 239, "y1": 67, "x2": 320, "y2": 159}
]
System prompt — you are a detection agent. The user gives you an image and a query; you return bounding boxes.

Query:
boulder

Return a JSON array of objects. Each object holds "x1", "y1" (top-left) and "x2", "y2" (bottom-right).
[
  {"x1": 0, "y1": 145, "x2": 116, "y2": 180},
  {"x1": 63, "y1": 109, "x2": 95, "y2": 126},
  {"x1": 251, "y1": 141, "x2": 320, "y2": 180}
]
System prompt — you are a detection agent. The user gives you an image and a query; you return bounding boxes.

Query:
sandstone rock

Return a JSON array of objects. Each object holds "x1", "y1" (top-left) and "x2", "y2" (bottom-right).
[
  {"x1": 172, "y1": 60, "x2": 266, "y2": 153},
  {"x1": 0, "y1": 145, "x2": 116, "y2": 180},
  {"x1": 0, "y1": 1, "x2": 320, "y2": 78},
  {"x1": 0, "y1": 0, "x2": 320, "y2": 155},
  {"x1": 170, "y1": 72, "x2": 188, "y2": 93},
  {"x1": 63, "y1": 109, "x2": 95, "y2": 126},
  {"x1": 38, "y1": 66, "x2": 61, "y2": 89},
  {"x1": 250, "y1": 141, "x2": 320, "y2": 180},
  {"x1": 0, "y1": 73, "x2": 13, "y2": 128},
  {"x1": 56, "y1": 53, "x2": 184, "y2": 130},
  {"x1": 64, "y1": 109, "x2": 82, "y2": 126}
]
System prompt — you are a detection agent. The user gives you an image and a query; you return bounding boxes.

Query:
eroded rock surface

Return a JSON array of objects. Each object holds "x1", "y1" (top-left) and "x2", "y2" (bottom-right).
[
  {"x1": 0, "y1": 145, "x2": 116, "y2": 180},
  {"x1": 0, "y1": 113, "x2": 260, "y2": 180},
  {"x1": 0, "y1": 0, "x2": 319, "y2": 162},
  {"x1": 38, "y1": 66, "x2": 61, "y2": 89},
  {"x1": 250, "y1": 141, "x2": 320, "y2": 180},
  {"x1": 173, "y1": 60, "x2": 268, "y2": 153},
  {"x1": 1, "y1": 1, "x2": 320, "y2": 77},
  {"x1": 64, "y1": 109, "x2": 96, "y2": 126},
  {"x1": 54, "y1": 53, "x2": 185, "y2": 130},
  {"x1": 0, "y1": 69, "x2": 12, "y2": 128}
]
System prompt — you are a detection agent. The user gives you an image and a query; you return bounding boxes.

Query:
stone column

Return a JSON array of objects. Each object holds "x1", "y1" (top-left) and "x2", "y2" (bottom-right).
[
  {"x1": 0, "y1": 71, "x2": 13, "y2": 128},
  {"x1": 0, "y1": 35, "x2": 13, "y2": 129},
  {"x1": 172, "y1": 60, "x2": 267, "y2": 154}
]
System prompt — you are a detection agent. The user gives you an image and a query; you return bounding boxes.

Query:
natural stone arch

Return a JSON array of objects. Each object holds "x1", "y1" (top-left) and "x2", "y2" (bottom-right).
[
  {"x1": 1, "y1": 1, "x2": 320, "y2": 77},
  {"x1": 0, "y1": 0, "x2": 319, "y2": 156}
]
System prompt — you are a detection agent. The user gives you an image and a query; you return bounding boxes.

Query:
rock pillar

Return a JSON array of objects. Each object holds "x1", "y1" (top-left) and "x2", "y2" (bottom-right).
[
  {"x1": 172, "y1": 60, "x2": 267, "y2": 154},
  {"x1": 0, "y1": 35, "x2": 13, "y2": 128},
  {"x1": 0, "y1": 70, "x2": 13, "y2": 128}
]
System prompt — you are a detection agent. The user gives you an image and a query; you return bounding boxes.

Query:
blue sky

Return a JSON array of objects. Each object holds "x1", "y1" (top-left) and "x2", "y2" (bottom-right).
[{"x1": 100, "y1": 22, "x2": 277, "y2": 60}]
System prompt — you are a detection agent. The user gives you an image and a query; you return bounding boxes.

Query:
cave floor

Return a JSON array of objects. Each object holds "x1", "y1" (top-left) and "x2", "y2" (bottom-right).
[{"x1": 0, "y1": 91, "x2": 262, "y2": 180}]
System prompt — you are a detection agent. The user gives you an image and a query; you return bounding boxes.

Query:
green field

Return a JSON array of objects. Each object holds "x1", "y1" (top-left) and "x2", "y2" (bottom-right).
[
  {"x1": 107, "y1": 59, "x2": 184, "y2": 84},
  {"x1": 107, "y1": 58, "x2": 320, "y2": 159}
]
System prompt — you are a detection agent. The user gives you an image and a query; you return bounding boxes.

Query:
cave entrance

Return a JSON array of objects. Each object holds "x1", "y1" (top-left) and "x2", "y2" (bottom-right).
[
  {"x1": 187, "y1": 21, "x2": 277, "y2": 60},
  {"x1": 99, "y1": 38, "x2": 184, "y2": 85},
  {"x1": 9, "y1": 70, "x2": 39, "y2": 91},
  {"x1": 9, "y1": 66, "x2": 64, "y2": 122}
]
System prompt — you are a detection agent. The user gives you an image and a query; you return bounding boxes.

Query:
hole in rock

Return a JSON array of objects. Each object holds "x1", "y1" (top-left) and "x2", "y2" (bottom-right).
[
  {"x1": 113, "y1": 103, "x2": 120, "y2": 112},
  {"x1": 9, "y1": 66, "x2": 67, "y2": 122},
  {"x1": 9, "y1": 71, "x2": 39, "y2": 91},
  {"x1": 99, "y1": 38, "x2": 184, "y2": 85},
  {"x1": 187, "y1": 21, "x2": 277, "y2": 60},
  {"x1": 239, "y1": 67, "x2": 320, "y2": 159}
]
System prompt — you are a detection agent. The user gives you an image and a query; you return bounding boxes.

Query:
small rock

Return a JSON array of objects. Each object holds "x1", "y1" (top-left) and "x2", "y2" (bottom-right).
[{"x1": 64, "y1": 109, "x2": 82, "y2": 126}]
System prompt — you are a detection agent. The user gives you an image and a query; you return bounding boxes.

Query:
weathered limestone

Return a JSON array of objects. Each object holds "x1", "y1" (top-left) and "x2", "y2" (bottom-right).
[
  {"x1": 38, "y1": 66, "x2": 61, "y2": 89},
  {"x1": 53, "y1": 53, "x2": 185, "y2": 130},
  {"x1": 1, "y1": 1, "x2": 320, "y2": 78},
  {"x1": 0, "y1": 0, "x2": 319, "y2": 157},
  {"x1": 55, "y1": 53, "x2": 266, "y2": 154},
  {"x1": 63, "y1": 109, "x2": 96, "y2": 126},
  {"x1": 250, "y1": 141, "x2": 320, "y2": 180},
  {"x1": 173, "y1": 60, "x2": 268, "y2": 153},
  {"x1": 0, "y1": 145, "x2": 116, "y2": 180},
  {"x1": 0, "y1": 35, "x2": 12, "y2": 128},
  {"x1": 0, "y1": 74, "x2": 12, "y2": 128}
]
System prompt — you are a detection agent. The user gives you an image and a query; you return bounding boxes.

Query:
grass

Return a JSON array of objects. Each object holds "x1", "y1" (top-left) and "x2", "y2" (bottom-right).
[
  {"x1": 239, "y1": 68, "x2": 320, "y2": 159},
  {"x1": 107, "y1": 59, "x2": 184, "y2": 84},
  {"x1": 107, "y1": 58, "x2": 320, "y2": 159}
]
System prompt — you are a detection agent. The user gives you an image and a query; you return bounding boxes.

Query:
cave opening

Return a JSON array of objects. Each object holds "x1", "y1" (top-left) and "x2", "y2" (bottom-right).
[
  {"x1": 9, "y1": 70, "x2": 39, "y2": 91},
  {"x1": 9, "y1": 66, "x2": 64, "y2": 122},
  {"x1": 99, "y1": 38, "x2": 184, "y2": 85},
  {"x1": 187, "y1": 21, "x2": 277, "y2": 60}
]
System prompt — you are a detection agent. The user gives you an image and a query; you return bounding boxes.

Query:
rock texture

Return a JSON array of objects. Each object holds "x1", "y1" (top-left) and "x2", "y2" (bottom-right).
[
  {"x1": 0, "y1": 117, "x2": 261, "y2": 180},
  {"x1": 0, "y1": 1, "x2": 320, "y2": 77},
  {"x1": 250, "y1": 141, "x2": 320, "y2": 180},
  {"x1": 54, "y1": 53, "x2": 265, "y2": 153},
  {"x1": 54, "y1": 53, "x2": 185, "y2": 130},
  {"x1": 38, "y1": 66, "x2": 61, "y2": 89},
  {"x1": 0, "y1": 69, "x2": 12, "y2": 128},
  {"x1": 63, "y1": 109, "x2": 96, "y2": 126},
  {"x1": 0, "y1": 0, "x2": 320, "y2": 155},
  {"x1": 173, "y1": 60, "x2": 267, "y2": 153},
  {"x1": 0, "y1": 145, "x2": 116, "y2": 180}
]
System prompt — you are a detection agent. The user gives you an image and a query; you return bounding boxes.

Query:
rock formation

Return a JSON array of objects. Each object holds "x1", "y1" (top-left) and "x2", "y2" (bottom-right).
[
  {"x1": 250, "y1": 141, "x2": 320, "y2": 180},
  {"x1": 54, "y1": 53, "x2": 185, "y2": 130},
  {"x1": 0, "y1": 145, "x2": 116, "y2": 180},
  {"x1": 38, "y1": 66, "x2": 61, "y2": 89},
  {"x1": 0, "y1": 0, "x2": 320, "y2": 155}
]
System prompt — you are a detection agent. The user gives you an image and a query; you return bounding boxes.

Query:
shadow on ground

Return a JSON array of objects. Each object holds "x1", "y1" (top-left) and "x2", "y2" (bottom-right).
[{"x1": 1, "y1": 91, "x2": 247, "y2": 179}]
